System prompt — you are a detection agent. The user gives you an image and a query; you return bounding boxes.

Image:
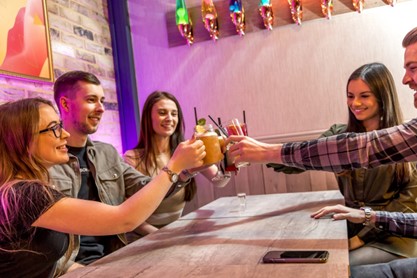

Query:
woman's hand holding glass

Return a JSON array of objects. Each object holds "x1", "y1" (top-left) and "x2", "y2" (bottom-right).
[
  {"x1": 185, "y1": 134, "x2": 232, "y2": 186},
  {"x1": 169, "y1": 139, "x2": 206, "y2": 173}
]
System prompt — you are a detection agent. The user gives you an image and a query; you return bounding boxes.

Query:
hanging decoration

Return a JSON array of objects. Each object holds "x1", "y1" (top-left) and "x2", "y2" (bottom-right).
[
  {"x1": 166, "y1": 0, "x2": 396, "y2": 47},
  {"x1": 352, "y1": 0, "x2": 365, "y2": 12},
  {"x1": 229, "y1": 0, "x2": 245, "y2": 36},
  {"x1": 176, "y1": 0, "x2": 194, "y2": 45},
  {"x1": 321, "y1": 0, "x2": 333, "y2": 19},
  {"x1": 288, "y1": 0, "x2": 303, "y2": 25},
  {"x1": 258, "y1": 0, "x2": 274, "y2": 30},
  {"x1": 201, "y1": 0, "x2": 220, "y2": 41}
]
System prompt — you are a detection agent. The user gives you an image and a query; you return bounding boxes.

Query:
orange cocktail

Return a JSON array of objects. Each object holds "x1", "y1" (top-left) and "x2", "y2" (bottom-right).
[{"x1": 196, "y1": 125, "x2": 224, "y2": 166}]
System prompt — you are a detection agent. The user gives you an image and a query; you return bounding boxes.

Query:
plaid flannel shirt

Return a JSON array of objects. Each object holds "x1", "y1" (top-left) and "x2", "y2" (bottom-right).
[
  {"x1": 375, "y1": 211, "x2": 417, "y2": 239},
  {"x1": 281, "y1": 118, "x2": 417, "y2": 172}
]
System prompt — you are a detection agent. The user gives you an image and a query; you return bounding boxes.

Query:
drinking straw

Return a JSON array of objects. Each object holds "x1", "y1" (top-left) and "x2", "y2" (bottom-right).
[
  {"x1": 208, "y1": 115, "x2": 228, "y2": 137},
  {"x1": 233, "y1": 118, "x2": 244, "y2": 135},
  {"x1": 194, "y1": 107, "x2": 198, "y2": 124},
  {"x1": 243, "y1": 110, "x2": 248, "y2": 135}
]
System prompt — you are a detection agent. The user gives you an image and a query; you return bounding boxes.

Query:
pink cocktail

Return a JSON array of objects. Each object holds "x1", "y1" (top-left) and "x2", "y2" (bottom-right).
[
  {"x1": 224, "y1": 118, "x2": 249, "y2": 169},
  {"x1": 225, "y1": 122, "x2": 247, "y2": 136}
]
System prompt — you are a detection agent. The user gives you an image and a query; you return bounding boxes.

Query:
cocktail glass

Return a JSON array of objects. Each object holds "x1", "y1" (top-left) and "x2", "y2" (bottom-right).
[
  {"x1": 224, "y1": 118, "x2": 250, "y2": 168},
  {"x1": 195, "y1": 124, "x2": 224, "y2": 166}
]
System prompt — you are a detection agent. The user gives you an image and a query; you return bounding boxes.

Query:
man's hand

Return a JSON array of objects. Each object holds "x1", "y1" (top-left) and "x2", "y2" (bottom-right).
[{"x1": 226, "y1": 135, "x2": 282, "y2": 164}]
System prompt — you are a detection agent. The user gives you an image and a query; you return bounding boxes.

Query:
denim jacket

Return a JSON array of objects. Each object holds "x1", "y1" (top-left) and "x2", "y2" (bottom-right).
[{"x1": 49, "y1": 138, "x2": 152, "y2": 273}]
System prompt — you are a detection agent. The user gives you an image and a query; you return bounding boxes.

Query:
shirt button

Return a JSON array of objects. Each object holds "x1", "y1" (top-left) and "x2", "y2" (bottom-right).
[{"x1": 113, "y1": 173, "x2": 118, "y2": 178}]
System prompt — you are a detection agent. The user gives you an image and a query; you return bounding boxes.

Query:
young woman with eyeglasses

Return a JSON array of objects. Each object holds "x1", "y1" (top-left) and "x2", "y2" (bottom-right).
[{"x1": 0, "y1": 97, "x2": 205, "y2": 277}]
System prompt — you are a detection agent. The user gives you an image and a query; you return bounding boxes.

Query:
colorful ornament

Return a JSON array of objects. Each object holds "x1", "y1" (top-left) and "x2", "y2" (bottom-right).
[
  {"x1": 258, "y1": 0, "x2": 274, "y2": 30},
  {"x1": 229, "y1": 0, "x2": 245, "y2": 36},
  {"x1": 201, "y1": 0, "x2": 219, "y2": 41},
  {"x1": 321, "y1": 0, "x2": 333, "y2": 19},
  {"x1": 176, "y1": 0, "x2": 194, "y2": 45},
  {"x1": 288, "y1": 0, "x2": 303, "y2": 25},
  {"x1": 352, "y1": 0, "x2": 364, "y2": 13}
]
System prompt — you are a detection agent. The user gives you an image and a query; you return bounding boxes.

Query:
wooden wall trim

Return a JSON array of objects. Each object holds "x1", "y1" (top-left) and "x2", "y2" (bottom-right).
[{"x1": 255, "y1": 129, "x2": 325, "y2": 143}]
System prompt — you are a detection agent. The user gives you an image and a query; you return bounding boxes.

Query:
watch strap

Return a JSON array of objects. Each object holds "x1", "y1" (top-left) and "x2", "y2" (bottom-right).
[
  {"x1": 360, "y1": 207, "x2": 372, "y2": 226},
  {"x1": 162, "y1": 166, "x2": 178, "y2": 183}
]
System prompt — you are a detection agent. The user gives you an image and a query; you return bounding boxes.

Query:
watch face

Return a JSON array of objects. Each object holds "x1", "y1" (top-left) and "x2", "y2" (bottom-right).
[
  {"x1": 162, "y1": 166, "x2": 179, "y2": 183},
  {"x1": 171, "y1": 173, "x2": 179, "y2": 183}
]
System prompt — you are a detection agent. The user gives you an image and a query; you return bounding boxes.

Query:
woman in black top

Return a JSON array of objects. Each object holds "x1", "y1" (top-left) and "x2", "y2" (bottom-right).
[{"x1": 0, "y1": 97, "x2": 205, "y2": 277}]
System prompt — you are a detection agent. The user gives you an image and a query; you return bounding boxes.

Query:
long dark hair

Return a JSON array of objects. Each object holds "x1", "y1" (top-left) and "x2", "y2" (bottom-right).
[
  {"x1": 346, "y1": 62, "x2": 403, "y2": 132},
  {"x1": 343, "y1": 63, "x2": 412, "y2": 181},
  {"x1": 132, "y1": 91, "x2": 196, "y2": 201}
]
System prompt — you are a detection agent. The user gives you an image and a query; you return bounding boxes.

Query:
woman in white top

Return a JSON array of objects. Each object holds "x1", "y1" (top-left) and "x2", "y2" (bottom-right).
[{"x1": 124, "y1": 91, "x2": 231, "y2": 236}]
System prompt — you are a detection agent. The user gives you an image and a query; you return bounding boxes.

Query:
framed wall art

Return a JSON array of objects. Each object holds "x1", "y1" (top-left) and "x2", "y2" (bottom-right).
[{"x1": 0, "y1": 0, "x2": 54, "y2": 82}]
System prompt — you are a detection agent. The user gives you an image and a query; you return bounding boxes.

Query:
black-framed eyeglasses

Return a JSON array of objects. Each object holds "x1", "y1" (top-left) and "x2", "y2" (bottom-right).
[{"x1": 39, "y1": 121, "x2": 63, "y2": 138}]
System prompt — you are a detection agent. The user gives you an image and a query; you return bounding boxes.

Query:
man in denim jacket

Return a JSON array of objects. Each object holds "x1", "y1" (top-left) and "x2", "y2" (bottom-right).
[{"x1": 50, "y1": 71, "x2": 191, "y2": 273}]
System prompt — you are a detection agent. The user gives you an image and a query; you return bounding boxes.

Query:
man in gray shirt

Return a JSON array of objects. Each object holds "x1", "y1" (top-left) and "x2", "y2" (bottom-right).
[{"x1": 51, "y1": 71, "x2": 194, "y2": 272}]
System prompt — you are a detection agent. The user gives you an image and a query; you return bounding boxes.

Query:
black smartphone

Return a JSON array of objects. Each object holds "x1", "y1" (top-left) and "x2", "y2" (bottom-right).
[{"x1": 262, "y1": 250, "x2": 329, "y2": 263}]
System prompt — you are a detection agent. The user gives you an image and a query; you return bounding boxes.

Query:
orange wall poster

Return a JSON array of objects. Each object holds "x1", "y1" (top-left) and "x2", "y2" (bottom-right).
[{"x1": 0, "y1": 0, "x2": 53, "y2": 82}]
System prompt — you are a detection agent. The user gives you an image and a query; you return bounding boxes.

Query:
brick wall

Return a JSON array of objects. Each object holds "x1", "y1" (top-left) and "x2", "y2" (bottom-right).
[{"x1": 0, "y1": 0, "x2": 122, "y2": 153}]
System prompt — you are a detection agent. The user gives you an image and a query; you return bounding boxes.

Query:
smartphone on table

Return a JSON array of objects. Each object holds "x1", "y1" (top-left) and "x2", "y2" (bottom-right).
[{"x1": 262, "y1": 250, "x2": 329, "y2": 263}]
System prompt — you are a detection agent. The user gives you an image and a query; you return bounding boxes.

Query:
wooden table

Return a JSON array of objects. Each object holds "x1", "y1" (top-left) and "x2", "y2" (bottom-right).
[{"x1": 62, "y1": 190, "x2": 349, "y2": 277}]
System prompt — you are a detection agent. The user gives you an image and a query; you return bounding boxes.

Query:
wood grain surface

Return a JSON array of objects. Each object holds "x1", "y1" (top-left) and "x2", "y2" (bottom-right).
[{"x1": 62, "y1": 190, "x2": 349, "y2": 278}]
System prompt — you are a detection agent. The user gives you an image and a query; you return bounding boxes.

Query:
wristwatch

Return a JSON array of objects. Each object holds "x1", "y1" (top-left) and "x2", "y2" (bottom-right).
[
  {"x1": 162, "y1": 166, "x2": 179, "y2": 183},
  {"x1": 360, "y1": 207, "x2": 372, "y2": 226}
]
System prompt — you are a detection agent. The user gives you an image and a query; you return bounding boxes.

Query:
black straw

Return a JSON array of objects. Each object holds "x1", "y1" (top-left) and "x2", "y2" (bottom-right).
[
  {"x1": 194, "y1": 107, "x2": 198, "y2": 124},
  {"x1": 243, "y1": 110, "x2": 248, "y2": 136},
  {"x1": 208, "y1": 115, "x2": 228, "y2": 137}
]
